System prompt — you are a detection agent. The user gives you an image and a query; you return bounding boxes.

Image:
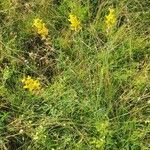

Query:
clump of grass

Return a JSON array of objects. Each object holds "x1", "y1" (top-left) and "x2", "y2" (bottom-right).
[{"x1": 0, "y1": 0, "x2": 149, "y2": 149}]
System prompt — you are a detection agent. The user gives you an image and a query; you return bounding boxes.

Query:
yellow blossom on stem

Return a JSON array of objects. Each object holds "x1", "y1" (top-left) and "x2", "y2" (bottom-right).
[
  {"x1": 33, "y1": 18, "x2": 48, "y2": 39},
  {"x1": 22, "y1": 76, "x2": 40, "y2": 92},
  {"x1": 105, "y1": 8, "x2": 116, "y2": 30},
  {"x1": 68, "y1": 14, "x2": 81, "y2": 31}
]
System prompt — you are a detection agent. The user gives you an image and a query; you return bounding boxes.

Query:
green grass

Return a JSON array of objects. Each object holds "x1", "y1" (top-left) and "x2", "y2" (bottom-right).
[{"x1": 0, "y1": 0, "x2": 149, "y2": 149}]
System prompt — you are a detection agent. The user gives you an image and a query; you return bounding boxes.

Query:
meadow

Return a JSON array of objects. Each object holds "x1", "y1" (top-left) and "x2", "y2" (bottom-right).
[{"x1": 0, "y1": 0, "x2": 149, "y2": 149}]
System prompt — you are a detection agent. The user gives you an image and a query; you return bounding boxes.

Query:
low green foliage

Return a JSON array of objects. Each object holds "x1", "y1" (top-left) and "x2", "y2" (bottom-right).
[{"x1": 0, "y1": 0, "x2": 149, "y2": 149}]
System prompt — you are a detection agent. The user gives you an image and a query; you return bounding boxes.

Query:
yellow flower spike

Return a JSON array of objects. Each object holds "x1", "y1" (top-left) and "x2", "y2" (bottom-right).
[
  {"x1": 105, "y1": 8, "x2": 116, "y2": 30},
  {"x1": 21, "y1": 76, "x2": 41, "y2": 92},
  {"x1": 68, "y1": 14, "x2": 81, "y2": 31},
  {"x1": 33, "y1": 18, "x2": 48, "y2": 39}
]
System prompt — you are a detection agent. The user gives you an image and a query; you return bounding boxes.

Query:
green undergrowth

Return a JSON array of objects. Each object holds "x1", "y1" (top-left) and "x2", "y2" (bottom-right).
[{"x1": 0, "y1": 0, "x2": 149, "y2": 149}]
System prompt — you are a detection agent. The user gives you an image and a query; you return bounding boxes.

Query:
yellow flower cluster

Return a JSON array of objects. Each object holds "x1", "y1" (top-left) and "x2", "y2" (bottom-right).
[
  {"x1": 105, "y1": 8, "x2": 116, "y2": 30},
  {"x1": 33, "y1": 18, "x2": 48, "y2": 39},
  {"x1": 68, "y1": 14, "x2": 81, "y2": 31},
  {"x1": 22, "y1": 76, "x2": 40, "y2": 92}
]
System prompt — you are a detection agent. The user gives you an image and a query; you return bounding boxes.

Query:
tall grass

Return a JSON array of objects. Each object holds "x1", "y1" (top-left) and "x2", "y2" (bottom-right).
[{"x1": 0, "y1": 0, "x2": 149, "y2": 149}]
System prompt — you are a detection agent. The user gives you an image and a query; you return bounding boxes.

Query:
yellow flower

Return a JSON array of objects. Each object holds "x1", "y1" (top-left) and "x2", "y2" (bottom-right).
[
  {"x1": 22, "y1": 76, "x2": 40, "y2": 92},
  {"x1": 68, "y1": 14, "x2": 81, "y2": 31},
  {"x1": 105, "y1": 8, "x2": 116, "y2": 30},
  {"x1": 33, "y1": 18, "x2": 48, "y2": 39}
]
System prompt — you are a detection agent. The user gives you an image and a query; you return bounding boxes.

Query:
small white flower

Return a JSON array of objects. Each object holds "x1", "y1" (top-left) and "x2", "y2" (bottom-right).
[{"x1": 19, "y1": 129, "x2": 24, "y2": 134}]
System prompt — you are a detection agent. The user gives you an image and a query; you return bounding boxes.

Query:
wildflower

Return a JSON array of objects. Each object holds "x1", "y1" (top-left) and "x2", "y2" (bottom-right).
[
  {"x1": 19, "y1": 129, "x2": 24, "y2": 134},
  {"x1": 33, "y1": 18, "x2": 48, "y2": 39},
  {"x1": 68, "y1": 14, "x2": 81, "y2": 31},
  {"x1": 105, "y1": 8, "x2": 116, "y2": 30},
  {"x1": 21, "y1": 76, "x2": 40, "y2": 92}
]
